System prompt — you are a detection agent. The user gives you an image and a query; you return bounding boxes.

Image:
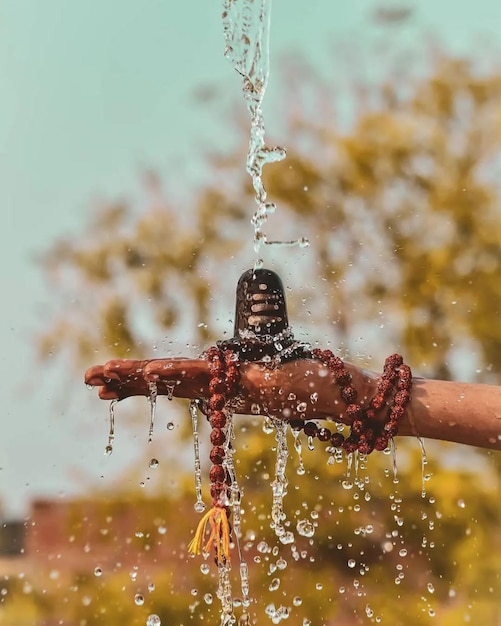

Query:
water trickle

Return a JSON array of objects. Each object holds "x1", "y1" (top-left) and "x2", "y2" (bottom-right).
[
  {"x1": 189, "y1": 401, "x2": 205, "y2": 513},
  {"x1": 222, "y1": 0, "x2": 308, "y2": 259},
  {"x1": 270, "y1": 419, "x2": 290, "y2": 542},
  {"x1": 166, "y1": 381, "x2": 175, "y2": 401},
  {"x1": 417, "y1": 435, "x2": 428, "y2": 497},
  {"x1": 390, "y1": 438, "x2": 399, "y2": 483},
  {"x1": 105, "y1": 399, "x2": 117, "y2": 455},
  {"x1": 223, "y1": 413, "x2": 243, "y2": 540},
  {"x1": 216, "y1": 562, "x2": 236, "y2": 625},
  {"x1": 239, "y1": 561, "x2": 250, "y2": 607},
  {"x1": 290, "y1": 427, "x2": 305, "y2": 475},
  {"x1": 147, "y1": 382, "x2": 157, "y2": 443}
]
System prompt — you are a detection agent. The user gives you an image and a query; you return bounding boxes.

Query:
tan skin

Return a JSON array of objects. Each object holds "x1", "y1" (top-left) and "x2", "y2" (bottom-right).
[{"x1": 85, "y1": 356, "x2": 501, "y2": 451}]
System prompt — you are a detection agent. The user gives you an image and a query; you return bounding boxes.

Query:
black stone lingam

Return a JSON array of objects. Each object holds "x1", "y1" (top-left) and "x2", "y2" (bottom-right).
[{"x1": 217, "y1": 268, "x2": 311, "y2": 363}]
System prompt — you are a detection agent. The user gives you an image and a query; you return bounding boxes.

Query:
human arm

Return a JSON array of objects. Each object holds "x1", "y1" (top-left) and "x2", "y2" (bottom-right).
[{"x1": 84, "y1": 356, "x2": 501, "y2": 451}]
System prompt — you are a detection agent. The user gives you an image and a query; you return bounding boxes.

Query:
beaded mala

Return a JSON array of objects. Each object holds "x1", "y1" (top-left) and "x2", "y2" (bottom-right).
[
  {"x1": 188, "y1": 347, "x2": 411, "y2": 563},
  {"x1": 291, "y1": 350, "x2": 412, "y2": 455},
  {"x1": 188, "y1": 347, "x2": 240, "y2": 565}
]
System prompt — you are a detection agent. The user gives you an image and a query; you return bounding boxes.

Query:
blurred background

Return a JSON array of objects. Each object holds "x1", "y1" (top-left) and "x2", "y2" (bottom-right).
[{"x1": 1, "y1": 1, "x2": 500, "y2": 624}]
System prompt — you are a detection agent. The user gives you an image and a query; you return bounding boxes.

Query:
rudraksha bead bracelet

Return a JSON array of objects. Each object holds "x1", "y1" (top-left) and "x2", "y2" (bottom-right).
[{"x1": 290, "y1": 350, "x2": 412, "y2": 455}]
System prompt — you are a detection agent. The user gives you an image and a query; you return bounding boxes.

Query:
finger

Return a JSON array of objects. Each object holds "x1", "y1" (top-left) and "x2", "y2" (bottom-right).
[
  {"x1": 98, "y1": 386, "x2": 121, "y2": 400},
  {"x1": 103, "y1": 359, "x2": 149, "y2": 383},
  {"x1": 144, "y1": 358, "x2": 210, "y2": 398},
  {"x1": 84, "y1": 364, "x2": 107, "y2": 386}
]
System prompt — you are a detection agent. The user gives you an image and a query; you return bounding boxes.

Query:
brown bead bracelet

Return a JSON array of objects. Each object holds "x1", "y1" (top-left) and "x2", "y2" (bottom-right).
[{"x1": 290, "y1": 349, "x2": 412, "y2": 455}]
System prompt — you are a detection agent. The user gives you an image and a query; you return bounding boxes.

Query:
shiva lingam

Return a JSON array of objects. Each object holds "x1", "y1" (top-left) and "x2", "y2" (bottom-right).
[{"x1": 185, "y1": 268, "x2": 411, "y2": 568}]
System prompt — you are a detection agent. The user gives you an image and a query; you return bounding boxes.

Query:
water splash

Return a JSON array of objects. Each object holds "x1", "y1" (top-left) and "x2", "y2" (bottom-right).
[
  {"x1": 189, "y1": 401, "x2": 206, "y2": 513},
  {"x1": 222, "y1": 0, "x2": 308, "y2": 260},
  {"x1": 105, "y1": 399, "x2": 117, "y2": 455},
  {"x1": 147, "y1": 382, "x2": 157, "y2": 443}
]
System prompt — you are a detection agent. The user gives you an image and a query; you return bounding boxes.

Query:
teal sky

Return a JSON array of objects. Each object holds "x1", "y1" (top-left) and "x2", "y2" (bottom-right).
[{"x1": 1, "y1": 0, "x2": 501, "y2": 516}]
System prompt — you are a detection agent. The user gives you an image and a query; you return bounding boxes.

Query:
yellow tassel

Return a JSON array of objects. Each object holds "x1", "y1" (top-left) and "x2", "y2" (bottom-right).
[{"x1": 188, "y1": 506, "x2": 231, "y2": 564}]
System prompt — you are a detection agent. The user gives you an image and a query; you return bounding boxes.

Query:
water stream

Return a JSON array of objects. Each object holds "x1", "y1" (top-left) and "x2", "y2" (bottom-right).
[
  {"x1": 189, "y1": 400, "x2": 206, "y2": 513},
  {"x1": 222, "y1": 0, "x2": 308, "y2": 263}
]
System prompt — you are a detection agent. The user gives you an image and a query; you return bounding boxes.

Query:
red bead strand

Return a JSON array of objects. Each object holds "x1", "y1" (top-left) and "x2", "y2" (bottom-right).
[{"x1": 306, "y1": 350, "x2": 412, "y2": 454}]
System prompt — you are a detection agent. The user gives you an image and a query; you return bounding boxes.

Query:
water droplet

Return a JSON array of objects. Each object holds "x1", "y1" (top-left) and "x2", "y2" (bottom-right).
[
  {"x1": 348, "y1": 559, "x2": 356, "y2": 568},
  {"x1": 166, "y1": 421, "x2": 174, "y2": 431},
  {"x1": 94, "y1": 567, "x2": 102, "y2": 577},
  {"x1": 297, "y1": 519, "x2": 315, "y2": 537},
  {"x1": 104, "y1": 445, "x2": 113, "y2": 456},
  {"x1": 427, "y1": 582, "x2": 435, "y2": 593},
  {"x1": 276, "y1": 557, "x2": 287, "y2": 570},
  {"x1": 149, "y1": 458, "x2": 159, "y2": 469},
  {"x1": 293, "y1": 596, "x2": 302, "y2": 606},
  {"x1": 315, "y1": 582, "x2": 323, "y2": 590},
  {"x1": 257, "y1": 541, "x2": 269, "y2": 553},
  {"x1": 296, "y1": 401, "x2": 307, "y2": 413},
  {"x1": 279, "y1": 531, "x2": 295, "y2": 545},
  {"x1": 194, "y1": 501, "x2": 206, "y2": 513},
  {"x1": 148, "y1": 582, "x2": 155, "y2": 592},
  {"x1": 146, "y1": 615, "x2": 161, "y2": 626},
  {"x1": 204, "y1": 593, "x2": 213, "y2": 604},
  {"x1": 269, "y1": 578, "x2": 280, "y2": 591},
  {"x1": 457, "y1": 499, "x2": 465, "y2": 508},
  {"x1": 200, "y1": 563, "x2": 210, "y2": 575},
  {"x1": 134, "y1": 593, "x2": 144, "y2": 606}
]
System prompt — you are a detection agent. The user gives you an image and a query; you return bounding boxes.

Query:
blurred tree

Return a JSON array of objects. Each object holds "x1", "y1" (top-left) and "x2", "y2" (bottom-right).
[
  {"x1": 41, "y1": 54, "x2": 501, "y2": 383},
  {"x1": 24, "y1": 49, "x2": 501, "y2": 625}
]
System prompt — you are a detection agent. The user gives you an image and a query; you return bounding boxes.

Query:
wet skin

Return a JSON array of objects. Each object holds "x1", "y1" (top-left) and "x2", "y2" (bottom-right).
[{"x1": 85, "y1": 357, "x2": 501, "y2": 450}]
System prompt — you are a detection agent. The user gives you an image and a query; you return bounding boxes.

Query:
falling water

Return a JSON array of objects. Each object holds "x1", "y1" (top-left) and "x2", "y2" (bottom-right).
[
  {"x1": 222, "y1": 0, "x2": 309, "y2": 262},
  {"x1": 147, "y1": 382, "x2": 157, "y2": 443},
  {"x1": 221, "y1": 413, "x2": 250, "y2": 607},
  {"x1": 290, "y1": 427, "x2": 305, "y2": 475},
  {"x1": 223, "y1": 413, "x2": 242, "y2": 539},
  {"x1": 217, "y1": 562, "x2": 236, "y2": 625},
  {"x1": 389, "y1": 438, "x2": 398, "y2": 483},
  {"x1": 270, "y1": 419, "x2": 294, "y2": 544},
  {"x1": 189, "y1": 401, "x2": 206, "y2": 513},
  {"x1": 417, "y1": 435, "x2": 429, "y2": 498},
  {"x1": 105, "y1": 399, "x2": 117, "y2": 455}
]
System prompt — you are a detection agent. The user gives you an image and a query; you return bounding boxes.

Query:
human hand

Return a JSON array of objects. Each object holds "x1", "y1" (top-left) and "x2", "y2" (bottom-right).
[{"x1": 84, "y1": 355, "x2": 376, "y2": 425}]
